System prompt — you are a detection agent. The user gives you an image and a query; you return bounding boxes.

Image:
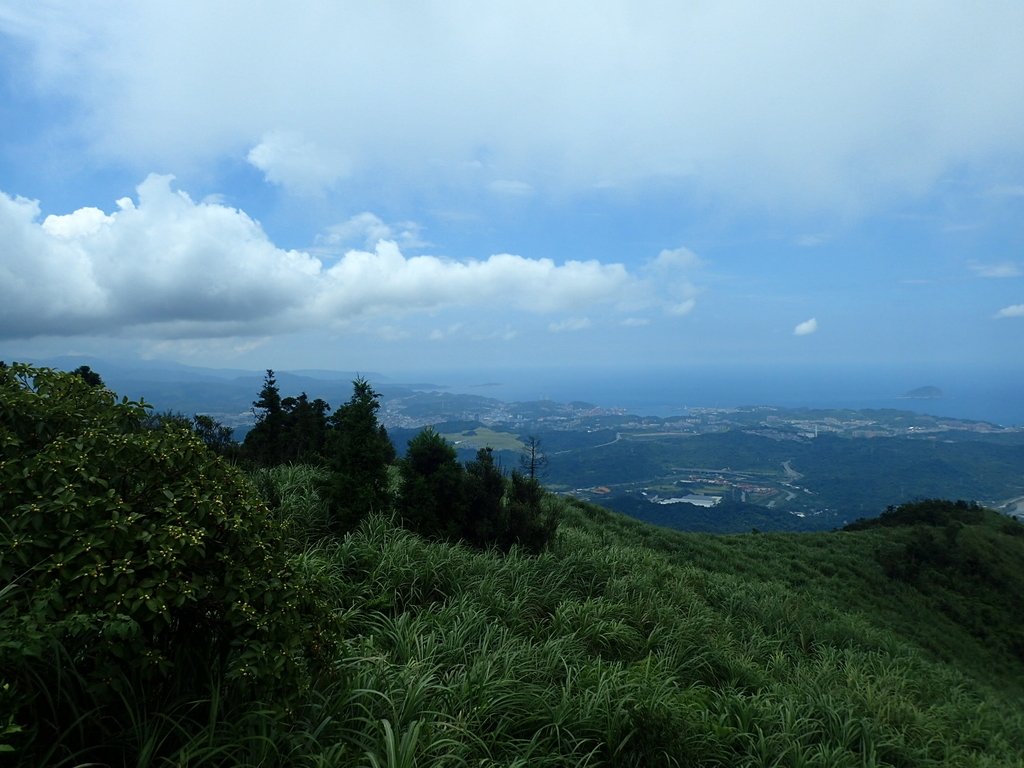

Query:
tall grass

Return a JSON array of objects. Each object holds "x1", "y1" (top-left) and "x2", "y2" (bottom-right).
[{"x1": 5, "y1": 465, "x2": 1023, "y2": 765}]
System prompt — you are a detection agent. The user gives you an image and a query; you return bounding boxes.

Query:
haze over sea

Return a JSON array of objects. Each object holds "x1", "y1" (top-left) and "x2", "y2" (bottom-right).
[{"x1": 410, "y1": 364, "x2": 1024, "y2": 428}]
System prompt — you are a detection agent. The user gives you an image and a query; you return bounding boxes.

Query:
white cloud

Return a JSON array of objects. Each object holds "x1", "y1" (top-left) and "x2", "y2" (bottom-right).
[
  {"x1": 794, "y1": 317, "x2": 818, "y2": 336},
  {"x1": 667, "y1": 299, "x2": 696, "y2": 317},
  {"x1": 247, "y1": 130, "x2": 351, "y2": 195},
  {"x1": 548, "y1": 317, "x2": 592, "y2": 333},
  {"x1": 650, "y1": 247, "x2": 702, "y2": 271},
  {"x1": 313, "y1": 244, "x2": 639, "y2": 323},
  {"x1": 0, "y1": 174, "x2": 322, "y2": 338},
  {"x1": 643, "y1": 247, "x2": 702, "y2": 317},
  {"x1": 316, "y1": 213, "x2": 425, "y2": 252},
  {"x1": 0, "y1": 177, "x2": 669, "y2": 340},
  {"x1": 994, "y1": 304, "x2": 1024, "y2": 318},
  {"x1": 621, "y1": 317, "x2": 650, "y2": 327},
  {"x1": 7, "y1": 3, "x2": 1024, "y2": 212},
  {"x1": 969, "y1": 261, "x2": 1022, "y2": 278}
]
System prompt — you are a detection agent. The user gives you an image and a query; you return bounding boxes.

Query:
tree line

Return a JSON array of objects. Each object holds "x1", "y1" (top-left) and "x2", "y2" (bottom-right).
[
  {"x1": 241, "y1": 370, "x2": 557, "y2": 552},
  {"x1": 1, "y1": 362, "x2": 557, "y2": 552}
]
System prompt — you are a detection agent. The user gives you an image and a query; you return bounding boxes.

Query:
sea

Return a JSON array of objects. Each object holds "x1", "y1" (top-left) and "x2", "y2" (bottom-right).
[{"x1": 400, "y1": 364, "x2": 1024, "y2": 428}]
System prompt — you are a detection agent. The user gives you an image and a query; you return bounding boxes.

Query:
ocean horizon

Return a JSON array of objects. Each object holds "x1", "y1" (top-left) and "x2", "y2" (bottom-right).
[{"x1": 401, "y1": 363, "x2": 1024, "y2": 428}]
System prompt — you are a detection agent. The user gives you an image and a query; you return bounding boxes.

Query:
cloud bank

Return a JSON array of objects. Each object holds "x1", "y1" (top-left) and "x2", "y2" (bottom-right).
[
  {"x1": 0, "y1": 177, "x2": 697, "y2": 340},
  {"x1": 4, "y1": 2, "x2": 1023, "y2": 213}
]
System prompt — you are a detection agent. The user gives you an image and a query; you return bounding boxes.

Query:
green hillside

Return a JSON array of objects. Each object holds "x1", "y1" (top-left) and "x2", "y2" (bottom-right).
[{"x1": 3, "y1": 366, "x2": 1024, "y2": 766}]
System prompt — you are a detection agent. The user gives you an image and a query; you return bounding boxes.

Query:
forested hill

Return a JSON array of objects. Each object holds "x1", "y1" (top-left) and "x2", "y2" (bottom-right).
[{"x1": 3, "y1": 365, "x2": 1024, "y2": 766}]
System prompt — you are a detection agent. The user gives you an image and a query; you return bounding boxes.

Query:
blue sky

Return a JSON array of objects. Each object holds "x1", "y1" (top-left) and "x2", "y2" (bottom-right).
[{"x1": 1, "y1": 2, "x2": 1022, "y2": 376}]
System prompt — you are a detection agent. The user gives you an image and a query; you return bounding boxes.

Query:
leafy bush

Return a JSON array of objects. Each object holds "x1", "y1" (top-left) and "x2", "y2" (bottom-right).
[{"x1": 0, "y1": 365, "x2": 332, "y2": 760}]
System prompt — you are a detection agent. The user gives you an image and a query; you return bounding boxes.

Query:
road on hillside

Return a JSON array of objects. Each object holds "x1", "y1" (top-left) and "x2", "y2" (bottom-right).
[{"x1": 782, "y1": 460, "x2": 804, "y2": 481}]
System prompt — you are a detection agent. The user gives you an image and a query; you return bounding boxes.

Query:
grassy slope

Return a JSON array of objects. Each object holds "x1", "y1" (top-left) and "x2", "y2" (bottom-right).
[
  {"x1": 11, "y1": 465, "x2": 1022, "y2": 766},
  {"x1": 228, "y1": 467, "x2": 1024, "y2": 767}
]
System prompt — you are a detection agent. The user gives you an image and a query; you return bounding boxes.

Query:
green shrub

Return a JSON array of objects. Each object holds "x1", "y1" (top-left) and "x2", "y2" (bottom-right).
[{"x1": 0, "y1": 365, "x2": 332, "y2": 760}]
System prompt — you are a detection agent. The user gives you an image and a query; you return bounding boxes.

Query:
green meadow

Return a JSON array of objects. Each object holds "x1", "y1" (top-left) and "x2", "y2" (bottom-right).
[{"x1": 441, "y1": 427, "x2": 526, "y2": 453}]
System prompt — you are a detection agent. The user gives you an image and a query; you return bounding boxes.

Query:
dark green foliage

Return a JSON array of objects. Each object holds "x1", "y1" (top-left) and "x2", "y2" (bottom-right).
[
  {"x1": 322, "y1": 377, "x2": 395, "y2": 531},
  {"x1": 605, "y1": 493, "x2": 830, "y2": 533},
  {"x1": 243, "y1": 371, "x2": 331, "y2": 465},
  {"x1": 280, "y1": 392, "x2": 332, "y2": 462},
  {"x1": 71, "y1": 365, "x2": 104, "y2": 388},
  {"x1": 844, "y1": 497, "x2": 985, "y2": 530},
  {"x1": 463, "y1": 447, "x2": 508, "y2": 546},
  {"x1": 398, "y1": 428, "x2": 466, "y2": 540},
  {"x1": 140, "y1": 410, "x2": 238, "y2": 458},
  {"x1": 191, "y1": 413, "x2": 236, "y2": 457},
  {"x1": 506, "y1": 470, "x2": 559, "y2": 553},
  {"x1": 242, "y1": 369, "x2": 286, "y2": 465},
  {"x1": 397, "y1": 435, "x2": 558, "y2": 553},
  {"x1": 843, "y1": 501, "x2": 1024, "y2": 668},
  {"x1": 0, "y1": 365, "x2": 334, "y2": 764}
]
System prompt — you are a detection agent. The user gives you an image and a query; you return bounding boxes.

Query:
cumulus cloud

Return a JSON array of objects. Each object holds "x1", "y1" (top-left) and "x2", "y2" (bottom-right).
[
  {"x1": 794, "y1": 318, "x2": 818, "y2": 336},
  {"x1": 0, "y1": 177, "x2": 676, "y2": 340},
  {"x1": 7, "y1": 3, "x2": 1024, "y2": 212},
  {"x1": 1, "y1": 175, "x2": 321, "y2": 338},
  {"x1": 313, "y1": 244, "x2": 634, "y2": 321},
  {"x1": 969, "y1": 260, "x2": 1022, "y2": 278},
  {"x1": 995, "y1": 304, "x2": 1024, "y2": 318}
]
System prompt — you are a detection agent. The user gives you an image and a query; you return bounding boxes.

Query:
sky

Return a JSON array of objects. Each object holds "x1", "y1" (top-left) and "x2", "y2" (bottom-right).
[{"x1": 1, "y1": 2, "x2": 1022, "y2": 378}]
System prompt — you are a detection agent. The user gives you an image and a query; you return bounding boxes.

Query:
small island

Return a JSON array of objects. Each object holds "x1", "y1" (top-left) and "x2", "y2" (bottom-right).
[{"x1": 902, "y1": 385, "x2": 944, "y2": 399}]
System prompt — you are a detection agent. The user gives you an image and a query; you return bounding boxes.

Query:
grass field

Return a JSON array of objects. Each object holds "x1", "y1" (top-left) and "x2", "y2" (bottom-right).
[{"x1": 441, "y1": 426, "x2": 526, "y2": 452}]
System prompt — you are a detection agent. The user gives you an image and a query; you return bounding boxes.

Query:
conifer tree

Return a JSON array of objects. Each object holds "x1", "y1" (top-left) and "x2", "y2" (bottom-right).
[
  {"x1": 398, "y1": 427, "x2": 466, "y2": 540},
  {"x1": 243, "y1": 369, "x2": 286, "y2": 466},
  {"x1": 464, "y1": 447, "x2": 508, "y2": 547},
  {"x1": 323, "y1": 377, "x2": 395, "y2": 531},
  {"x1": 506, "y1": 469, "x2": 558, "y2": 553}
]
